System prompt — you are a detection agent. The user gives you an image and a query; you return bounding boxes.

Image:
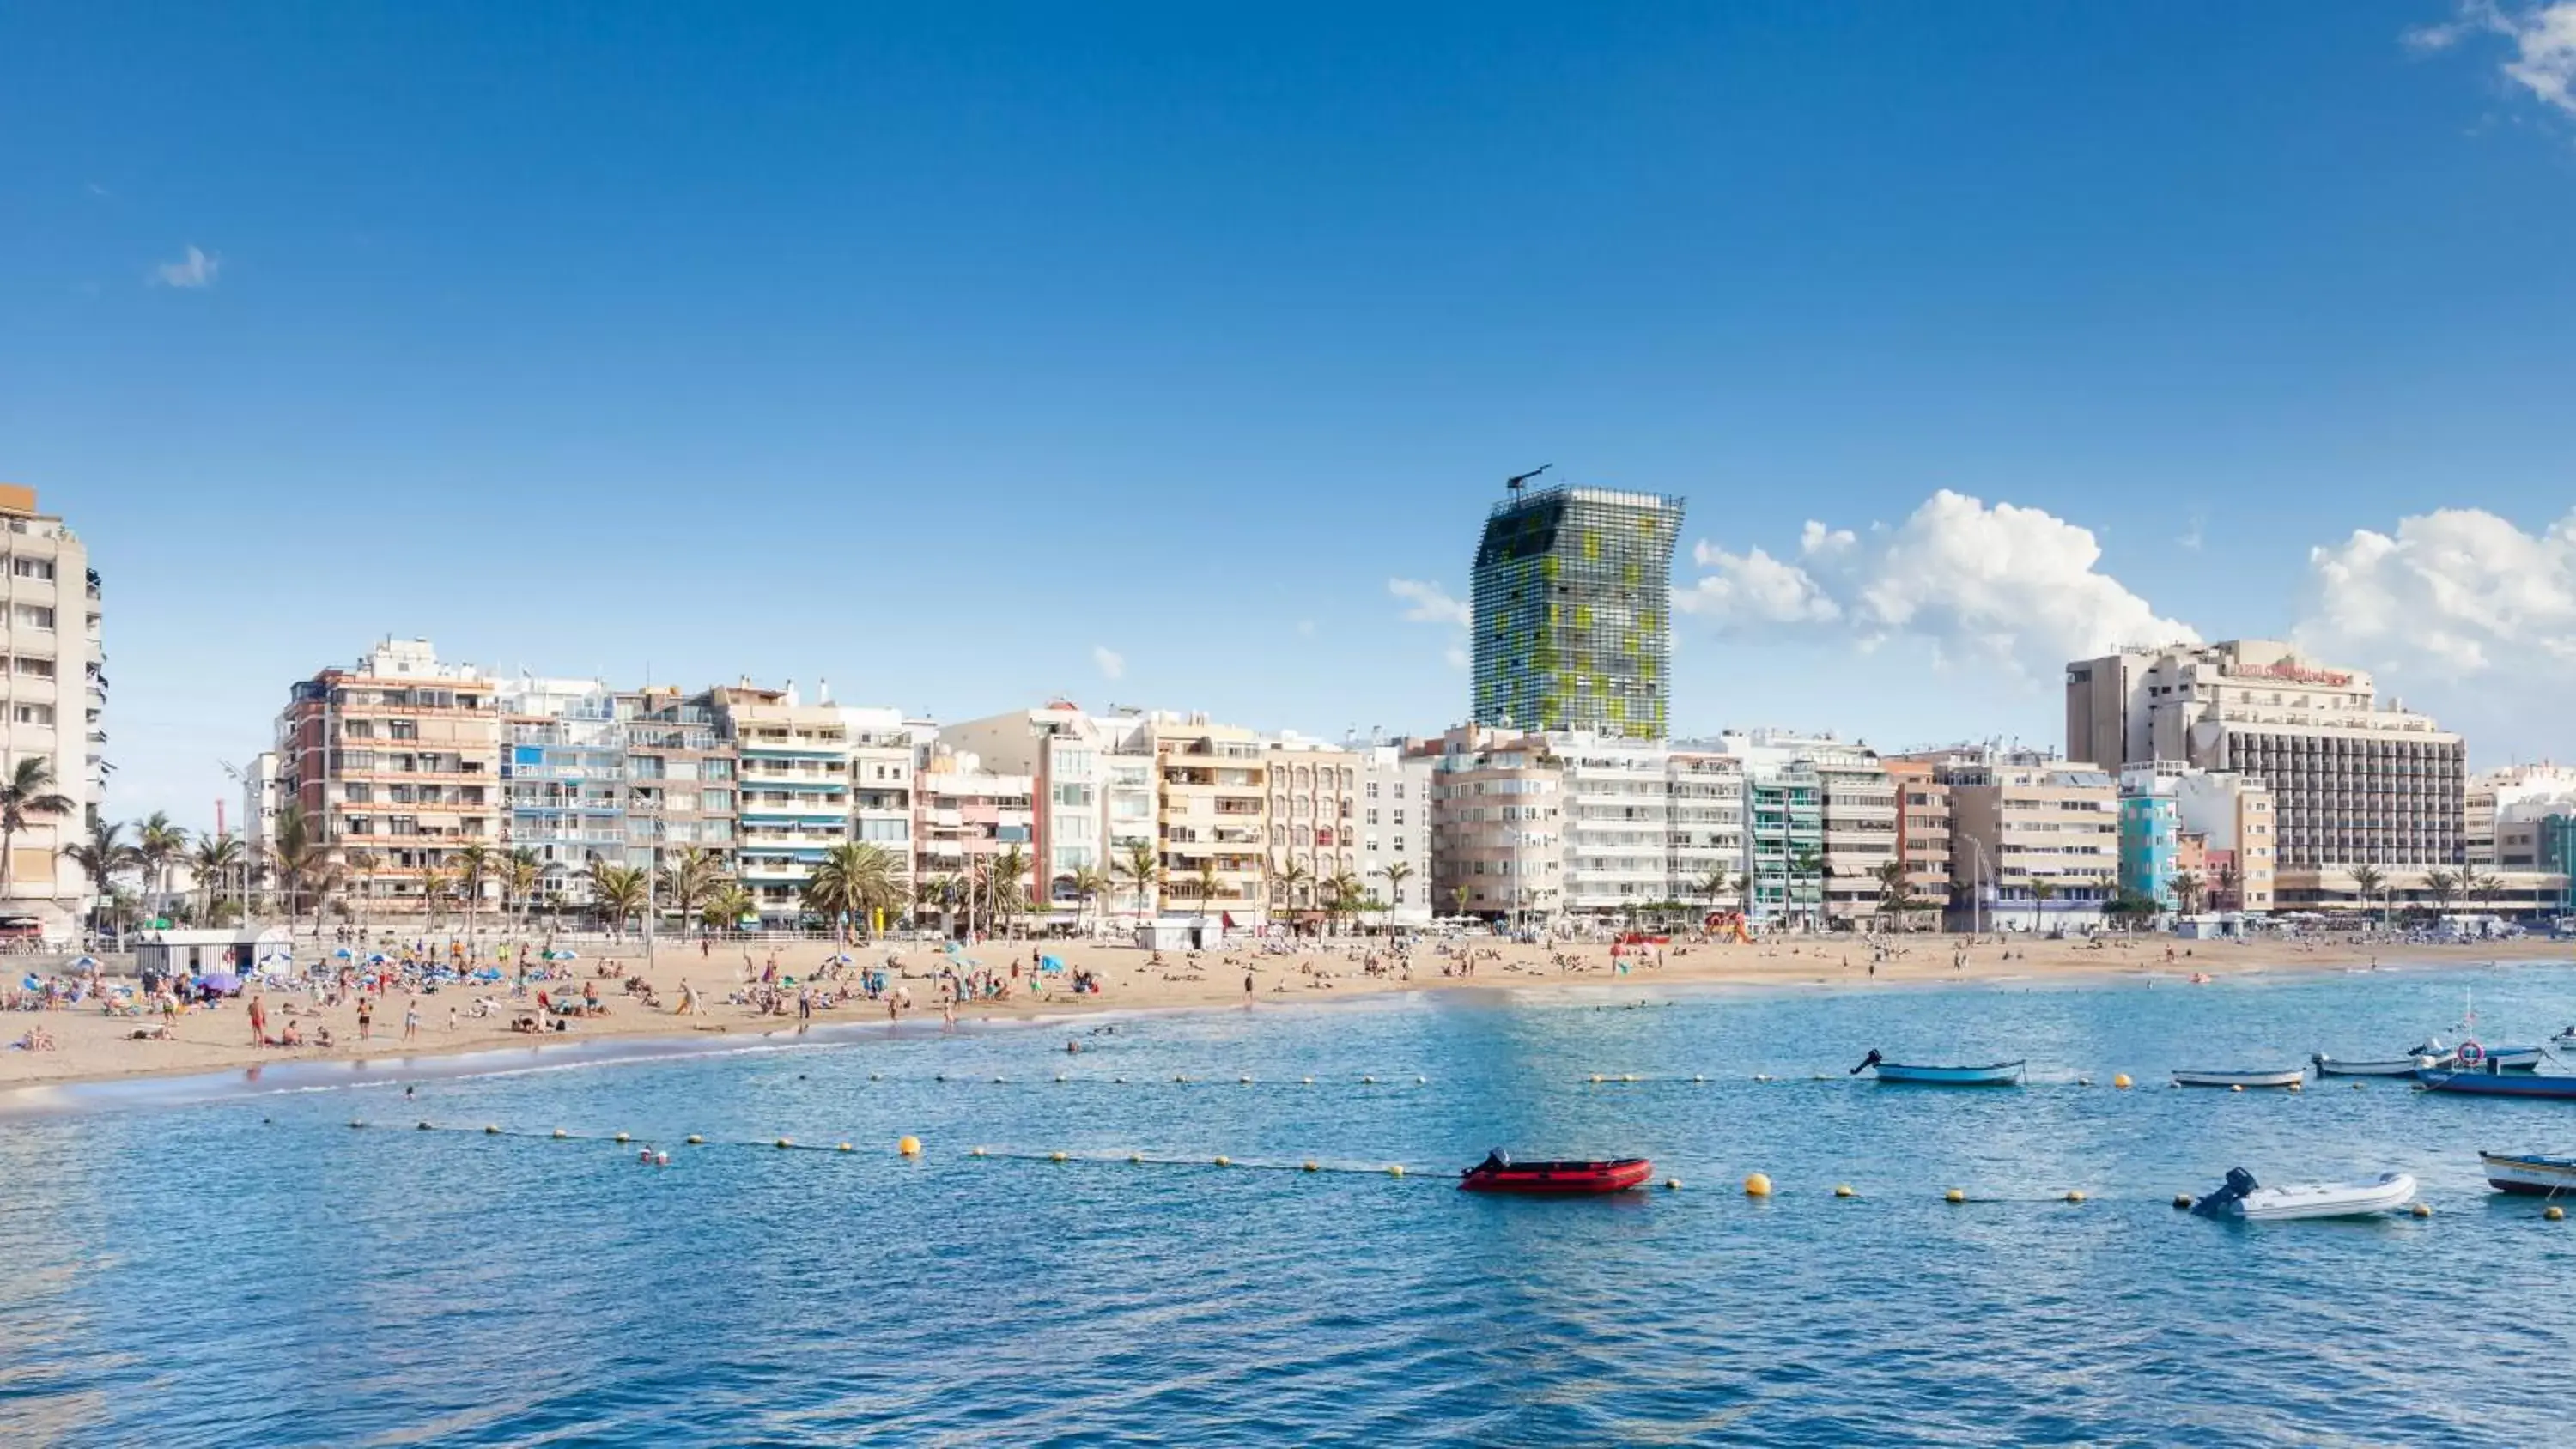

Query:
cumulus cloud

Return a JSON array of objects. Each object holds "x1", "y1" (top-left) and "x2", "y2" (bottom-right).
[
  {"x1": 152, "y1": 245, "x2": 219, "y2": 288},
  {"x1": 2410, "y1": 3, "x2": 2576, "y2": 117},
  {"x1": 1388, "y1": 578, "x2": 1471, "y2": 627},
  {"x1": 1091, "y1": 645, "x2": 1125, "y2": 681},
  {"x1": 1676, "y1": 490, "x2": 2199, "y2": 682},
  {"x1": 2296, "y1": 507, "x2": 2576, "y2": 678}
]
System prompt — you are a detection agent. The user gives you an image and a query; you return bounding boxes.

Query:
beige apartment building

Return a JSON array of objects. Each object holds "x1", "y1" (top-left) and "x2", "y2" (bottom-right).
[
  {"x1": 1898, "y1": 747, "x2": 2117, "y2": 931},
  {"x1": 1886, "y1": 759, "x2": 1953, "y2": 926},
  {"x1": 276, "y1": 639, "x2": 501, "y2": 916},
  {"x1": 0, "y1": 486, "x2": 103, "y2": 938},
  {"x1": 2171, "y1": 770, "x2": 2277, "y2": 913},
  {"x1": 617, "y1": 687, "x2": 740, "y2": 878},
  {"x1": 1417, "y1": 723, "x2": 1564, "y2": 922},
  {"x1": 1267, "y1": 735, "x2": 1363, "y2": 922},
  {"x1": 1145, "y1": 713, "x2": 1271, "y2": 925},
  {"x1": 713, "y1": 684, "x2": 853, "y2": 925},
  {"x1": 2068, "y1": 641, "x2": 2464, "y2": 906}
]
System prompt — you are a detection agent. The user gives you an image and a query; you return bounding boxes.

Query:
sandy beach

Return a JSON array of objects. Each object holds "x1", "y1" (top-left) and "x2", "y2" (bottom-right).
[{"x1": 9, "y1": 929, "x2": 2573, "y2": 1095}]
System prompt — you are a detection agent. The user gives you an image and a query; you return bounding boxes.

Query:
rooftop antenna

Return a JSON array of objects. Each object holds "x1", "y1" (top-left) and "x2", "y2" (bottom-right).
[{"x1": 1505, "y1": 464, "x2": 1552, "y2": 500}]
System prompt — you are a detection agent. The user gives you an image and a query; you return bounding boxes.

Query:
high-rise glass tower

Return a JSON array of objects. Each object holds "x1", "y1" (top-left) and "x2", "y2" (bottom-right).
[{"x1": 1471, "y1": 482, "x2": 1685, "y2": 740}]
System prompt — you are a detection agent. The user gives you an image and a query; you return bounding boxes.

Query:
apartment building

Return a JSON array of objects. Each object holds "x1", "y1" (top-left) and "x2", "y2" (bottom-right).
[
  {"x1": 942, "y1": 702, "x2": 1113, "y2": 927},
  {"x1": 1417, "y1": 723, "x2": 1564, "y2": 922},
  {"x1": 1101, "y1": 715, "x2": 1162, "y2": 919},
  {"x1": 1884, "y1": 760, "x2": 1952, "y2": 927},
  {"x1": 910, "y1": 740, "x2": 1035, "y2": 917},
  {"x1": 1555, "y1": 734, "x2": 1679, "y2": 915},
  {"x1": 617, "y1": 687, "x2": 739, "y2": 877},
  {"x1": 2117, "y1": 767, "x2": 2184, "y2": 913},
  {"x1": 713, "y1": 683, "x2": 852, "y2": 925},
  {"x1": 0, "y1": 486, "x2": 103, "y2": 936},
  {"x1": 1267, "y1": 734, "x2": 1364, "y2": 922},
  {"x1": 2172, "y1": 770, "x2": 2277, "y2": 913},
  {"x1": 2067, "y1": 641, "x2": 2464, "y2": 898},
  {"x1": 1145, "y1": 712, "x2": 1270, "y2": 927},
  {"x1": 239, "y1": 749, "x2": 285, "y2": 881},
  {"x1": 1471, "y1": 482, "x2": 1686, "y2": 741},
  {"x1": 1898, "y1": 746, "x2": 2117, "y2": 931},
  {"x1": 1665, "y1": 744, "x2": 1746, "y2": 917},
  {"x1": 841, "y1": 706, "x2": 914, "y2": 882},
  {"x1": 276, "y1": 640, "x2": 501, "y2": 916},
  {"x1": 2466, "y1": 763, "x2": 2576, "y2": 867},
  {"x1": 498, "y1": 676, "x2": 626, "y2": 906}
]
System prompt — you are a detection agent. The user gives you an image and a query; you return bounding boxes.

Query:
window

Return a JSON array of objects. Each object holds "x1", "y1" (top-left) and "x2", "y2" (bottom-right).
[
  {"x1": 9, "y1": 558, "x2": 52, "y2": 581},
  {"x1": 1394, "y1": 783, "x2": 1405, "y2": 799},
  {"x1": 1393, "y1": 809, "x2": 1405, "y2": 826},
  {"x1": 11, "y1": 656, "x2": 52, "y2": 678},
  {"x1": 11, "y1": 703, "x2": 52, "y2": 725},
  {"x1": 11, "y1": 605, "x2": 52, "y2": 630},
  {"x1": 1367, "y1": 783, "x2": 1380, "y2": 798},
  {"x1": 1366, "y1": 809, "x2": 1380, "y2": 826},
  {"x1": 701, "y1": 790, "x2": 735, "y2": 813},
  {"x1": 388, "y1": 719, "x2": 418, "y2": 741}
]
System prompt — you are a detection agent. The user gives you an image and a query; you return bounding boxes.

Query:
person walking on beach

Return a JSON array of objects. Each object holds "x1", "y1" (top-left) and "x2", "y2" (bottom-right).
[
  {"x1": 356, "y1": 997, "x2": 373, "y2": 1040},
  {"x1": 1243, "y1": 971, "x2": 1256, "y2": 1005},
  {"x1": 404, "y1": 997, "x2": 422, "y2": 1041},
  {"x1": 247, "y1": 993, "x2": 267, "y2": 1047}
]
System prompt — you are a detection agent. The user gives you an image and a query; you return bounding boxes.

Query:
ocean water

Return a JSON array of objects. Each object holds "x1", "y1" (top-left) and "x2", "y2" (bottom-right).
[{"x1": 8, "y1": 961, "x2": 2576, "y2": 1447}]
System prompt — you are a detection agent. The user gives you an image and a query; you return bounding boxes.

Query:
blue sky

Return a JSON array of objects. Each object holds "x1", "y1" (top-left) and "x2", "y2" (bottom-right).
[{"x1": 8, "y1": 2, "x2": 2576, "y2": 831}]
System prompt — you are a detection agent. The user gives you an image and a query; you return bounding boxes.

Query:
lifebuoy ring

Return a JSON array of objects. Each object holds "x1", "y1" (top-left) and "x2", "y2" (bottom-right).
[{"x1": 2458, "y1": 1040, "x2": 2485, "y2": 1064}]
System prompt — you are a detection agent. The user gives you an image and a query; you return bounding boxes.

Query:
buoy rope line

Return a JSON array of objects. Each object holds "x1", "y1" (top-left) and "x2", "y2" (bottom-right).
[{"x1": 847, "y1": 1073, "x2": 1436, "y2": 1088}]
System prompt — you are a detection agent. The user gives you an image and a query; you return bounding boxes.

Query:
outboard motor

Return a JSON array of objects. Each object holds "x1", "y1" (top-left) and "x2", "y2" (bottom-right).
[
  {"x1": 2191, "y1": 1167, "x2": 2260, "y2": 1218},
  {"x1": 1850, "y1": 1048, "x2": 1884, "y2": 1076}
]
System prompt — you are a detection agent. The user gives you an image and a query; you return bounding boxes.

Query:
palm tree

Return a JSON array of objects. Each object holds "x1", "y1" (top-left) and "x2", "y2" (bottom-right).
[
  {"x1": 1449, "y1": 883, "x2": 1471, "y2": 920},
  {"x1": 1117, "y1": 840, "x2": 1162, "y2": 926},
  {"x1": 1195, "y1": 858, "x2": 1224, "y2": 937},
  {"x1": 2214, "y1": 860, "x2": 2241, "y2": 913},
  {"x1": 587, "y1": 861, "x2": 650, "y2": 940},
  {"x1": 2349, "y1": 864, "x2": 2387, "y2": 925},
  {"x1": 0, "y1": 755, "x2": 74, "y2": 902},
  {"x1": 1274, "y1": 858, "x2": 1313, "y2": 925},
  {"x1": 421, "y1": 866, "x2": 454, "y2": 931},
  {"x1": 2027, "y1": 877, "x2": 2057, "y2": 931},
  {"x1": 270, "y1": 802, "x2": 321, "y2": 926},
  {"x1": 2171, "y1": 870, "x2": 2205, "y2": 918},
  {"x1": 2425, "y1": 867, "x2": 2460, "y2": 918},
  {"x1": 135, "y1": 812, "x2": 189, "y2": 921},
  {"x1": 1873, "y1": 860, "x2": 1917, "y2": 933},
  {"x1": 805, "y1": 841, "x2": 906, "y2": 944},
  {"x1": 1790, "y1": 847, "x2": 1826, "y2": 926},
  {"x1": 657, "y1": 846, "x2": 727, "y2": 937},
  {"x1": 1070, "y1": 865, "x2": 1114, "y2": 935},
  {"x1": 1696, "y1": 866, "x2": 1734, "y2": 919},
  {"x1": 1377, "y1": 860, "x2": 1416, "y2": 925},
  {"x1": 2459, "y1": 864, "x2": 2498, "y2": 924},
  {"x1": 191, "y1": 833, "x2": 244, "y2": 922},
  {"x1": 453, "y1": 842, "x2": 495, "y2": 943},
  {"x1": 701, "y1": 883, "x2": 755, "y2": 937},
  {"x1": 503, "y1": 848, "x2": 544, "y2": 937},
  {"x1": 915, "y1": 872, "x2": 963, "y2": 937},
  {"x1": 60, "y1": 822, "x2": 139, "y2": 939},
  {"x1": 345, "y1": 850, "x2": 380, "y2": 938},
  {"x1": 986, "y1": 844, "x2": 1033, "y2": 938}
]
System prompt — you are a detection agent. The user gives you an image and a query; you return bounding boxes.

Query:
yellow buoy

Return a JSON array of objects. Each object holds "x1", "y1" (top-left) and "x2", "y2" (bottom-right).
[
  {"x1": 775, "y1": 1137, "x2": 793, "y2": 1149},
  {"x1": 1945, "y1": 1188, "x2": 1966, "y2": 1204},
  {"x1": 2411, "y1": 1203, "x2": 2433, "y2": 1218},
  {"x1": 485, "y1": 1125, "x2": 501, "y2": 1135},
  {"x1": 2113, "y1": 1074, "x2": 2133, "y2": 1090},
  {"x1": 837, "y1": 1142, "x2": 854, "y2": 1154},
  {"x1": 1364, "y1": 1075, "x2": 1379, "y2": 1084},
  {"x1": 1743, "y1": 1173, "x2": 1773, "y2": 1198},
  {"x1": 2548, "y1": 1205, "x2": 2566, "y2": 1222},
  {"x1": 1055, "y1": 1151, "x2": 1072, "y2": 1163},
  {"x1": 613, "y1": 1131, "x2": 629, "y2": 1143},
  {"x1": 1665, "y1": 1178, "x2": 1682, "y2": 1191},
  {"x1": 1214, "y1": 1155, "x2": 1231, "y2": 1167},
  {"x1": 898, "y1": 1135, "x2": 921, "y2": 1156},
  {"x1": 1833, "y1": 1184, "x2": 1855, "y2": 1198},
  {"x1": 551, "y1": 1128, "x2": 567, "y2": 1139},
  {"x1": 2065, "y1": 1190, "x2": 2087, "y2": 1204},
  {"x1": 2230, "y1": 1084, "x2": 2245, "y2": 1094},
  {"x1": 685, "y1": 1134, "x2": 704, "y2": 1145},
  {"x1": 1388, "y1": 1164, "x2": 1405, "y2": 1178},
  {"x1": 971, "y1": 1146, "x2": 987, "y2": 1157},
  {"x1": 1239, "y1": 1076, "x2": 1254, "y2": 1084},
  {"x1": 1303, "y1": 1161, "x2": 1319, "y2": 1173},
  {"x1": 2174, "y1": 1194, "x2": 2194, "y2": 1210}
]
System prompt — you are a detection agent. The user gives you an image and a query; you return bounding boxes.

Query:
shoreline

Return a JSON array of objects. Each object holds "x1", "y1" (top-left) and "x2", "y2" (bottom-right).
[{"x1": 7, "y1": 934, "x2": 2571, "y2": 1113}]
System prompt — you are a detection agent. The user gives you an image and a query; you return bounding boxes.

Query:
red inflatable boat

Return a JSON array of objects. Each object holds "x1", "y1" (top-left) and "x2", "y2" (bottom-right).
[{"x1": 1458, "y1": 1155, "x2": 1653, "y2": 1195}]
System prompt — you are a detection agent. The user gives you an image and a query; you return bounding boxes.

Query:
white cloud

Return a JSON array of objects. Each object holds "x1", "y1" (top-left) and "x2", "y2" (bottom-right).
[
  {"x1": 1388, "y1": 578, "x2": 1471, "y2": 627},
  {"x1": 152, "y1": 245, "x2": 219, "y2": 288},
  {"x1": 2296, "y1": 507, "x2": 2576, "y2": 679},
  {"x1": 1677, "y1": 490, "x2": 2199, "y2": 683},
  {"x1": 2411, "y1": 3, "x2": 2576, "y2": 116},
  {"x1": 1091, "y1": 645, "x2": 1125, "y2": 681}
]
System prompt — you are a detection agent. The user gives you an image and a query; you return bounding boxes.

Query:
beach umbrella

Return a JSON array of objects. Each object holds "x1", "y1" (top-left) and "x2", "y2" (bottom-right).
[
  {"x1": 71, "y1": 955, "x2": 99, "y2": 969},
  {"x1": 823, "y1": 952, "x2": 852, "y2": 965},
  {"x1": 197, "y1": 973, "x2": 243, "y2": 994},
  {"x1": 333, "y1": 947, "x2": 355, "y2": 960},
  {"x1": 367, "y1": 953, "x2": 390, "y2": 965}
]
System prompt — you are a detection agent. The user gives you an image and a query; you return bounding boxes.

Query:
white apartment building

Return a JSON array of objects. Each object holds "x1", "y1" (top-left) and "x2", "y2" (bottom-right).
[
  {"x1": 2171, "y1": 769, "x2": 2279, "y2": 913},
  {"x1": 714, "y1": 682, "x2": 854, "y2": 925},
  {"x1": 2466, "y1": 763, "x2": 2576, "y2": 866},
  {"x1": 1898, "y1": 746, "x2": 2117, "y2": 931},
  {"x1": 910, "y1": 737, "x2": 1036, "y2": 919},
  {"x1": 1666, "y1": 745, "x2": 1747, "y2": 915},
  {"x1": 840, "y1": 705, "x2": 914, "y2": 872},
  {"x1": 0, "y1": 486, "x2": 102, "y2": 938},
  {"x1": 1554, "y1": 734, "x2": 1678, "y2": 915},
  {"x1": 943, "y1": 702, "x2": 1115, "y2": 928},
  {"x1": 1417, "y1": 724, "x2": 1564, "y2": 923},
  {"x1": 1267, "y1": 732, "x2": 1434, "y2": 928}
]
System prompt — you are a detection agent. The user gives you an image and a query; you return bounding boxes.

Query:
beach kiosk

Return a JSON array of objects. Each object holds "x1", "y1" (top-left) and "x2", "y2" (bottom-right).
[{"x1": 133, "y1": 926, "x2": 297, "y2": 982}]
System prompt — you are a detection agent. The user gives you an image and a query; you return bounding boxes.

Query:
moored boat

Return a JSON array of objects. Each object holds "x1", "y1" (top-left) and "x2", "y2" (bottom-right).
[
  {"x1": 2172, "y1": 1068, "x2": 2306, "y2": 1089},
  {"x1": 2312, "y1": 1053, "x2": 2442, "y2": 1077},
  {"x1": 1458, "y1": 1151, "x2": 1653, "y2": 1195},
  {"x1": 2190, "y1": 1167, "x2": 2417, "y2": 1221},
  {"x1": 2480, "y1": 1152, "x2": 2576, "y2": 1195},
  {"x1": 2415, "y1": 1066, "x2": 2576, "y2": 1100},
  {"x1": 1850, "y1": 1049, "x2": 2026, "y2": 1086}
]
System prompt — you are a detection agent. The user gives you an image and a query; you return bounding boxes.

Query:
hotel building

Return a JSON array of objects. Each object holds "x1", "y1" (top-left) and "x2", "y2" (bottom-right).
[
  {"x1": 1893, "y1": 746, "x2": 2117, "y2": 931},
  {"x1": 1471, "y1": 482, "x2": 1685, "y2": 741},
  {"x1": 0, "y1": 486, "x2": 104, "y2": 937},
  {"x1": 498, "y1": 676, "x2": 627, "y2": 908},
  {"x1": 1419, "y1": 723, "x2": 1564, "y2": 922}
]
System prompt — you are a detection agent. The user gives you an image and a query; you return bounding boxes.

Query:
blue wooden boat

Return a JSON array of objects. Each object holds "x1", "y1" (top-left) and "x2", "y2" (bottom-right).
[
  {"x1": 2415, "y1": 1065, "x2": 2576, "y2": 1100},
  {"x1": 1851, "y1": 1050, "x2": 2026, "y2": 1086}
]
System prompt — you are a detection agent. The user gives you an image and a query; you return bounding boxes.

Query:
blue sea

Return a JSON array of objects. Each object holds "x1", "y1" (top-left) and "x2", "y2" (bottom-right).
[{"x1": 9, "y1": 961, "x2": 2576, "y2": 1447}]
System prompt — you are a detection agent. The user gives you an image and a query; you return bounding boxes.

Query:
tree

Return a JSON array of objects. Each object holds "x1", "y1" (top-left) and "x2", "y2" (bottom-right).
[
  {"x1": 1377, "y1": 860, "x2": 1416, "y2": 923},
  {"x1": 586, "y1": 861, "x2": 650, "y2": 940},
  {"x1": 191, "y1": 833, "x2": 245, "y2": 922},
  {"x1": 1696, "y1": 866, "x2": 1734, "y2": 917},
  {"x1": 1069, "y1": 865, "x2": 1114, "y2": 935},
  {"x1": 917, "y1": 872, "x2": 963, "y2": 937},
  {"x1": 2348, "y1": 864, "x2": 2386, "y2": 925},
  {"x1": 1320, "y1": 869, "x2": 1361, "y2": 935},
  {"x1": 2425, "y1": 868, "x2": 2460, "y2": 917},
  {"x1": 657, "y1": 847, "x2": 728, "y2": 937},
  {"x1": 135, "y1": 812, "x2": 189, "y2": 920},
  {"x1": 1275, "y1": 858, "x2": 1313, "y2": 925},
  {"x1": 503, "y1": 848, "x2": 544, "y2": 936},
  {"x1": 1449, "y1": 883, "x2": 1471, "y2": 919},
  {"x1": 345, "y1": 850, "x2": 380, "y2": 937},
  {"x1": 0, "y1": 755, "x2": 74, "y2": 902},
  {"x1": 2214, "y1": 860, "x2": 2241, "y2": 912},
  {"x1": 2027, "y1": 877, "x2": 2057, "y2": 931},
  {"x1": 1790, "y1": 848, "x2": 1826, "y2": 926},
  {"x1": 1117, "y1": 840, "x2": 1162, "y2": 926},
  {"x1": 985, "y1": 845, "x2": 1032, "y2": 938},
  {"x1": 1195, "y1": 857, "x2": 1224, "y2": 935},
  {"x1": 2172, "y1": 870, "x2": 2205, "y2": 918},
  {"x1": 60, "y1": 822, "x2": 139, "y2": 938},
  {"x1": 1873, "y1": 860, "x2": 1918, "y2": 933},
  {"x1": 453, "y1": 842, "x2": 495, "y2": 943},
  {"x1": 805, "y1": 841, "x2": 906, "y2": 944},
  {"x1": 421, "y1": 866, "x2": 454, "y2": 931},
  {"x1": 701, "y1": 883, "x2": 755, "y2": 936},
  {"x1": 270, "y1": 803, "x2": 335, "y2": 933},
  {"x1": 2460, "y1": 864, "x2": 2498, "y2": 924}
]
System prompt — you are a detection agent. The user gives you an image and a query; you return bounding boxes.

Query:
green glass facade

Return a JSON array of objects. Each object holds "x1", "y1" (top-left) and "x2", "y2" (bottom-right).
[{"x1": 1471, "y1": 485, "x2": 1685, "y2": 741}]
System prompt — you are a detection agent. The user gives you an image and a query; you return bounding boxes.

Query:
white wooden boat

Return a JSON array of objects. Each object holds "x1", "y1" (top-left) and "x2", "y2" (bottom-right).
[
  {"x1": 2190, "y1": 1167, "x2": 2417, "y2": 1221},
  {"x1": 2312, "y1": 1052, "x2": 2440, "y2": 1077},
  {"x1": 2480, "y1": 1152, "x2": 2576, "y2": 1196},
  {"x1": 2172, "y1": 1068, "x2": 2306, "y2": 1088}
]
